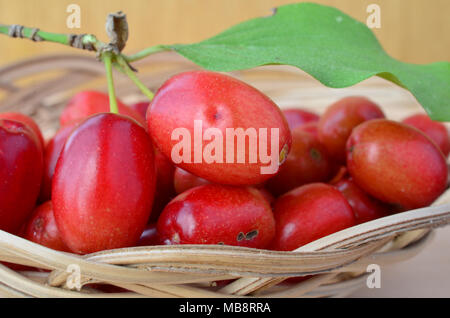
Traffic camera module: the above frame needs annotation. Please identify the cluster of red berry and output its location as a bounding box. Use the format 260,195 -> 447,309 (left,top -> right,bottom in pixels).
0,70 -> 448,259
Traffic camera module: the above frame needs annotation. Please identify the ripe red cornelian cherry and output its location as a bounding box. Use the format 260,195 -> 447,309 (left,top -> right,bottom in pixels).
23,201 -> 70,252
402,113 -> 450,157
258,188 -> 276,207
282,108 -> 319,131
52,113 -> 156,254
130,101 -> 150,119
173,167 -> 276,206
147,71 -> 291,186
60,91 -> 146,128
137,223 -> 162,246
298,121 -> 343,180
0,112 -> 45,152
0,119 -> 43,233
346,119 -> 448,210
39,121 -> 79,202
173,167 -> 211,194
296,121 -> 319,139
334,178 -> 389,224
270,183 -> 355,251
266,128 -> 333,197
149,149 -> 176,222
318,96 -> 385,164
328,165 -> 348,185
157,184 -> 275,248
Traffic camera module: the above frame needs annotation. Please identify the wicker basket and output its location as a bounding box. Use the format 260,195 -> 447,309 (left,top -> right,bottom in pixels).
0,52 -> 449,298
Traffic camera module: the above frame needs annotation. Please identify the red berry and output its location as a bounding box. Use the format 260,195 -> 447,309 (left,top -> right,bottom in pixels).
39,122 -> 79,202
258,188 -> 276,207
149,149 -> 176,222
130,101 -> 150,119
137,223 -> 162,246
148,71 -> 291,186
52,113 -> 156,254
266,128 -> 333,196
296,121 -> 319,138
318,96 -> 385,163
270,183 -> 355,251
0,112 -> 45,152
60,91 -> 146,128
334,178 -> 389,224
346,119 -> 448,210
0,119 -> 43,233
23,201 -> 70,252
328,166 -> 349,185
173,167 -> 210,194
157,184 -> 275,248
402,113 -> 450,157
282,108 -> 319,130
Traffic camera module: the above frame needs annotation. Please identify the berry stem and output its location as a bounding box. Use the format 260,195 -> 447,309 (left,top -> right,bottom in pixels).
116,56 -> 155,100
0,15 -> 167,103
103,52 -> 119,114
0,24 -> 99,51
123,45 -> 171,62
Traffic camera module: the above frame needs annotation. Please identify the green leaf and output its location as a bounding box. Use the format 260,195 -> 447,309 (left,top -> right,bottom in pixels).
169,2 -> 450,121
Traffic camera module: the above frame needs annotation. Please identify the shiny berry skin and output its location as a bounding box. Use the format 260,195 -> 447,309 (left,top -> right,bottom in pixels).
137,223 -> 162,246
0,119 -> 43,233
52,113 -> 156,254
130,102 -> 150,119
402,113 -> 450,157
174,167 -> 210,194
318,96 -> 385,163
296,121 -> 319,138
334,178 -> 389,224
60,91 -> 146,128
149,149 -> 176,222
0,112 -> 45,152
173,167 -> 276,206
39,122 -> 78,202
266,128 -> 333,196
23,201 -> 70,252
328,166 -> 348,184
282,108 -> 319,131
347,119 -> 448,210
157,184 -> 275,248
270,183 -> 355,251
173,166 -> 276,206
148,71 -> 291,186
258,188 -> 276,207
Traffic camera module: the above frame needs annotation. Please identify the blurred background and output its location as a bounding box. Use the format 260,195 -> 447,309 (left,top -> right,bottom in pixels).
0,0 -> 449,298
0,0 -> 449,65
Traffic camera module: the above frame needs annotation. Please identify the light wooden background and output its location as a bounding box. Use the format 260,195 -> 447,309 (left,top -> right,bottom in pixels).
0,0 -> 449,65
